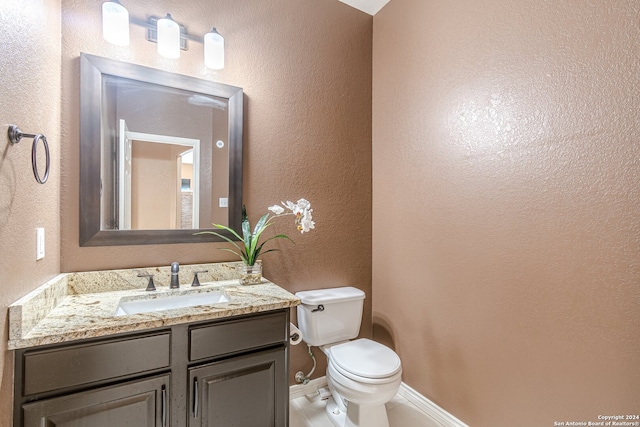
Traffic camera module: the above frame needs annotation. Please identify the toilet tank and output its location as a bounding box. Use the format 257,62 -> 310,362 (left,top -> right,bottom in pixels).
295,287 -> 365,347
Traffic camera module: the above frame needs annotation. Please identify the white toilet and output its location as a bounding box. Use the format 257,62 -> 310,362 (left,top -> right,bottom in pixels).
296,287 -> 402,427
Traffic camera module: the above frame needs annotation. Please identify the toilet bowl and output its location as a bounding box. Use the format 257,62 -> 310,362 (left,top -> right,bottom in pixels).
324,339 -> 402,427
295,287 -> 403,427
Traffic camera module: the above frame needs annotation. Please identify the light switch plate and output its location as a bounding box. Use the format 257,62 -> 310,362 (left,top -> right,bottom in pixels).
36,228 -> 45,260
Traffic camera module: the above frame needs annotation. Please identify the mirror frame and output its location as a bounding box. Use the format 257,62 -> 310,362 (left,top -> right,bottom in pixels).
79,53 -> 243,246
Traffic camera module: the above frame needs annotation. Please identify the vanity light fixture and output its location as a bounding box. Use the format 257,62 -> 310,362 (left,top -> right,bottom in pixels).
101,1 -> 225,69
156,13 -> 180,59
102,0 -> 129,46
204,28 -> 225,70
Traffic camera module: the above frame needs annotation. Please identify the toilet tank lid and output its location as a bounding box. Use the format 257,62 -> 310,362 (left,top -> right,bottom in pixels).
295,286 -> 365,305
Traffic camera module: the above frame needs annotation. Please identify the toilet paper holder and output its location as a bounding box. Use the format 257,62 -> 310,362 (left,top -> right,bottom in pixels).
289,322 -> 303,345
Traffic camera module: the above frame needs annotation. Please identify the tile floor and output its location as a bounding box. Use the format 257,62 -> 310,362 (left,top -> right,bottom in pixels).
290,390 -> 442,427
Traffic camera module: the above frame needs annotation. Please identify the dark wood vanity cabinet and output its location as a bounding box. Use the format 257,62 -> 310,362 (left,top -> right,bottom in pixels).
14,310 -> 290,427
22,374 -> 169,427
189,347 -> 286,427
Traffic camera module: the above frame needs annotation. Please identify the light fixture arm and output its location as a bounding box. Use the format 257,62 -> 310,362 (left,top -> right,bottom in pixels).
128,16 -> 206,51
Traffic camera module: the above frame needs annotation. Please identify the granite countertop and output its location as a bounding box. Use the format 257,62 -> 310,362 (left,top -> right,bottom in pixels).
8,262 -> 300,350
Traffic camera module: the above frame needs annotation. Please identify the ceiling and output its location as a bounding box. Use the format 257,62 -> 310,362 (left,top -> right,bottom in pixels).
339,0 -> 390,15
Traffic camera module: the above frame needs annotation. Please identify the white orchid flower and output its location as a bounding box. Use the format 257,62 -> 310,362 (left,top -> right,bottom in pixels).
296,199 -> 311,211
295,208 -> 314,233
299,213 -> 315,233
268,205 -> 285,215
284,200 -> 304,217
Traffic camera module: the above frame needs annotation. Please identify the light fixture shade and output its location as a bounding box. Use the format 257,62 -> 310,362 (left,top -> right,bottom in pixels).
102,1 -> 129,46
204,28 -> 224,70
157,13 -> 180,59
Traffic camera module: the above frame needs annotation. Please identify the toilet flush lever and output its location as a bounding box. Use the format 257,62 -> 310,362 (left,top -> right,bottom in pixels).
312,305 -> 324,313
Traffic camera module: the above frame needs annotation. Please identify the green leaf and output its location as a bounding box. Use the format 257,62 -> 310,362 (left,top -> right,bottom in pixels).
211,223 -> 244,241
253,234 -> 294,261
217,247 -> 248,264
242,219 -> 251,252
258,249 -> 281,257
253,213 -> 270,236
194,228 -> 246,262
245,213 -> 271,263
239,207 -> 252,253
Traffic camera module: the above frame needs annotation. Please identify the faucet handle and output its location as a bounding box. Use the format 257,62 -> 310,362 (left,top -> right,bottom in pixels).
137,273 -> 156,291
191,270 -> 208,287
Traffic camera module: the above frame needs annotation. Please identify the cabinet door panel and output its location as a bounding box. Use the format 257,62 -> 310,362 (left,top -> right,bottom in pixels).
189,347 -> 286,427
23,374 -> 169,427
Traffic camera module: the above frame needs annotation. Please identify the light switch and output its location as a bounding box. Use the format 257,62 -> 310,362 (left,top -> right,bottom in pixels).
36,228 -> 45,260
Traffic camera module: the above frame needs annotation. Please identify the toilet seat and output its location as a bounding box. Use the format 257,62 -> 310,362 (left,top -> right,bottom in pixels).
330,338 -> 401,382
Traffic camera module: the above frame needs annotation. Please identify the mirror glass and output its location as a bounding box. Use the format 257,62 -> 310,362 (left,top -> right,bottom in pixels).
102,76 -> 229,231
80,53 -> 243,246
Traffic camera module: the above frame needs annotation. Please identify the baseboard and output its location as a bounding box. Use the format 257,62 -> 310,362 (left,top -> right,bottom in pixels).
398,382 -> 469,427
289,377 -> 468,427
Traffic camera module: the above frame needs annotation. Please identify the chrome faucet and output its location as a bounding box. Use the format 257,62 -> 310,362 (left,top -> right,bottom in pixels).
170,262 -> 180,289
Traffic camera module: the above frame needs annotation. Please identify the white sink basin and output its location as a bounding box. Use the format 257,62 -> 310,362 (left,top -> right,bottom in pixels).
114,290 -> 230,316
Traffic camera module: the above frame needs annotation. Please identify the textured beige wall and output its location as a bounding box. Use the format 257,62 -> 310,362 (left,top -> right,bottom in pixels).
60,0 -> 372,384
130,141 -> 178,229
0,1 -> 62,424
0,0 -> 370,421
372,0 -> 640,426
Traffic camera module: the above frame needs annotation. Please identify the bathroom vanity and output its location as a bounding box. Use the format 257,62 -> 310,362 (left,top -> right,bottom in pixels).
8,262 -> 299,427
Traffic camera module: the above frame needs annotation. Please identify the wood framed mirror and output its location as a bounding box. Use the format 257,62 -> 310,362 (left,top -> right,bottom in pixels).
79,53 -> 243,246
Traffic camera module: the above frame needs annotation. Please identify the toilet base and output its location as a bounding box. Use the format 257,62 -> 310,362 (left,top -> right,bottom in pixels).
325,397 -> 346,427
324,395 -> 390,427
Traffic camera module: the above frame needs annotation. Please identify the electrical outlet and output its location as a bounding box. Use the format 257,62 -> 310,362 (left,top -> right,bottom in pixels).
219,197 -> 228,208
36,228 -> 45,260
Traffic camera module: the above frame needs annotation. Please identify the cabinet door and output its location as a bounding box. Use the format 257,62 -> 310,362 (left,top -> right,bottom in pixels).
22,374 -> 170,427
189,346 -> 287,427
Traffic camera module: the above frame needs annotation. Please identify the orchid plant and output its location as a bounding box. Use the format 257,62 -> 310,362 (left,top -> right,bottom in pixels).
198,199 -> 315,266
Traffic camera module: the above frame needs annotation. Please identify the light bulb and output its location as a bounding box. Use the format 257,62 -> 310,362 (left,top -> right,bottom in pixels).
157,14 -> 180,59
204,27 -> 224,70
102,0 -> 129,46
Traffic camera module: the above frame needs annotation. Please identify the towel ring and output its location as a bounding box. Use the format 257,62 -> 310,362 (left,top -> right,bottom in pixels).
8,125 -> 50,184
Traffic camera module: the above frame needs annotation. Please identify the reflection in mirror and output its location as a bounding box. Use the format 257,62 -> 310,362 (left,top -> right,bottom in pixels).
80,53 -> 243,246
116,121 -> 203,230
